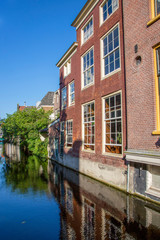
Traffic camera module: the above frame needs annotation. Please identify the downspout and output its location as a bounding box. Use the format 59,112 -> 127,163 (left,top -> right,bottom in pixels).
121,0 -> 129,192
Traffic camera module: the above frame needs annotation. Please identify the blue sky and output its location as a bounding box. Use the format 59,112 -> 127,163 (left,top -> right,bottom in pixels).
0,0 -> 87,119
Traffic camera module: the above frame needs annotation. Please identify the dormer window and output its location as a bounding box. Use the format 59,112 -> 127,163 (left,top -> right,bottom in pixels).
82,17 -> 93,45
64,59 -> 71,77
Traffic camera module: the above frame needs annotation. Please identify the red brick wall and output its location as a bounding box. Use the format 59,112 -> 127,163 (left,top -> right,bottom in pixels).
60,0 -> 126,167
123,0 -> 160,151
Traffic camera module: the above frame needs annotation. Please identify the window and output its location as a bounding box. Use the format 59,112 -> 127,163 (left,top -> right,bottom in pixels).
64,59 -> 71,77
61,87 -> 67,109
83,198 -> 95,240
155,0 -> 160,16
60,121 -> 65,157
69,81 -> 75,106
82,48 -> 94,88
66,188 -> 73,215
83,102 -> 95,151
82,17 -> 93,44
102,25 -> 120,78
153,46 -> 160,133
146,166 -> 160,196
66,120 -> 73,147
103,92 -> 122,154
100,0 -> 118,24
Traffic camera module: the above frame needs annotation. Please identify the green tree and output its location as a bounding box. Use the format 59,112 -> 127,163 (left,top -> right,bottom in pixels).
2,108 -> 51,156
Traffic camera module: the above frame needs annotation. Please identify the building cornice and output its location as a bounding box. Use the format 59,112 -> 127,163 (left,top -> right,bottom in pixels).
71,0 -> 99,29
56,42 -> 78,68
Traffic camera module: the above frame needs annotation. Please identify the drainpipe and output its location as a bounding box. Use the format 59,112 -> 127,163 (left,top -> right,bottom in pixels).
122,0 -> 129,193
127,161 -> 130,193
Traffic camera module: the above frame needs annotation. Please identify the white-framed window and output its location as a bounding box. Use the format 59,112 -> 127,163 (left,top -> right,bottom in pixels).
69,81 -> 75,106
82,16 -> 93,44
61,87 -> 67,109
101,24 -> 120,78
103,92 -> 122,154
64,59 -> 71,78
82,47 -> 94,89
83,101 -> 95,151
100,0 -> 119,25
66,120 -> 73,147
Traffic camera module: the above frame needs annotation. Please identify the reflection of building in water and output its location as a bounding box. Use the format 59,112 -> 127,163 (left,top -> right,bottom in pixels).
48,160 -> 160,240
82,197 -> 95,240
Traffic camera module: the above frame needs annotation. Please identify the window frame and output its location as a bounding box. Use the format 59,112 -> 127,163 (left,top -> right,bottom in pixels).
81,46 -> 94,90
102,90 -> 123,157
153,44 -> 160,134
101,23 -> 121,80
64,59 -> 71,78
61,86 -> 67,109
99,0 -> 119,26
82,100 -> 95,152
68,80 -> 75,106
66,120 -> 73,147
81,16 -> 94,45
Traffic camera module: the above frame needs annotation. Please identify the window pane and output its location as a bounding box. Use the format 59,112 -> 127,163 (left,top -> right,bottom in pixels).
104,93 -> 122,154
103,26 -> 120,76
83,48 -> 94,87
157,47 -> 160,76
83,102 -> 95,151
155,0 -> 160,15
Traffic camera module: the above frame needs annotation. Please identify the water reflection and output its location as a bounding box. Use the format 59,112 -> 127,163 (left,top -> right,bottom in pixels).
1,144 -> 160,240
48,160 -> 160,240
4,155 -> 48,194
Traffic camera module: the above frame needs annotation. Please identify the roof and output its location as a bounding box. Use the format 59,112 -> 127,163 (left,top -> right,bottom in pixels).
40,92 -> 54,106
71,0 -> 99,29
56,42 -> 78,68
18,106 -> 35,111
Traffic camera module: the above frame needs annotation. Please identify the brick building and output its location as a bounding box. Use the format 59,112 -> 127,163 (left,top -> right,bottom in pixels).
123,1 -> 160,201
56,0 -> 127,191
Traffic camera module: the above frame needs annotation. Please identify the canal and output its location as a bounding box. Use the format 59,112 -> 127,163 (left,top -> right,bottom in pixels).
0,143 -> 160,240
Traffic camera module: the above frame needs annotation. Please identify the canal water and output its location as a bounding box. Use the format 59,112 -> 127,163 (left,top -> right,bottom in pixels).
0,144 -> 160,240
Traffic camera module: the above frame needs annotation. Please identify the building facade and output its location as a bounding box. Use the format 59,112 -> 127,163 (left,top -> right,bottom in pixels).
123,0 -> 160,201
56,0 -> 127,191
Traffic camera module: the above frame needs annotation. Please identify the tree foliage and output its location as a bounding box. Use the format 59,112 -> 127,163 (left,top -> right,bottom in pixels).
2,108 -> 51,156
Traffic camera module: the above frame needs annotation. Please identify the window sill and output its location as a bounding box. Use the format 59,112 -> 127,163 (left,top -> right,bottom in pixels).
152,130 -> 160,135
82,149 -> 95,154
101,68 -> 121,81
102,152 -> 123,158
147,14 -> 160,27
81,82 -> 94,91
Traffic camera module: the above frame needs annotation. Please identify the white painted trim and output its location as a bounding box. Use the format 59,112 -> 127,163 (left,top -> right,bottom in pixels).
81,15 -> 94,46
100,23 -> 121,80
61,86 -> 67,109
74,0 -> 100,30
60,49 -> 77,70
126,154 -> 160,166
68,80 -> 75,107
66,119 -> 73,147
56,42 -> 78,69
102,90 -> 123,156
82,100 -> 95,152
81,45 -> 95,90
99,0 -> 119,27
